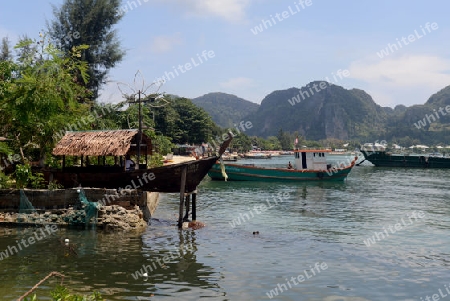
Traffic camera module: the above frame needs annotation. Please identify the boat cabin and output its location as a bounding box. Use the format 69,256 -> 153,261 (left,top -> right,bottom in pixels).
52,129 -> 152,171
294,149 -> 330,170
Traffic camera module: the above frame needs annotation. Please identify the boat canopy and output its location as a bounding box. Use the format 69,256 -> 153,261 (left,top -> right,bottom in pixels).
52,129 -> 152,157
294,149 -> 329,170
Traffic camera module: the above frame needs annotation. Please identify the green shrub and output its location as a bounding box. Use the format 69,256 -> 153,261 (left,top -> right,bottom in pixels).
23,285 -> 104,300
48,180 -> 64,190
149,153 -> 164,168
0,171 -> 10,189
15,164 -> 46,189
15,164 -> 31,188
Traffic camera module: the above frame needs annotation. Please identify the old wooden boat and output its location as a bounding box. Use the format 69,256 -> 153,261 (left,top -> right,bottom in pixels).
43,130 -> 231,193
209,149 -> 358,181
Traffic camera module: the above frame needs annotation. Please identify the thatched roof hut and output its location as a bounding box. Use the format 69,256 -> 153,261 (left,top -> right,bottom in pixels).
52,130 -> 152,157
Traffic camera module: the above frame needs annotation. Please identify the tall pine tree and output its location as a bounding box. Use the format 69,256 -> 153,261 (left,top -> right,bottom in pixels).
0,37 -> 12,61
48,0 -> 125,100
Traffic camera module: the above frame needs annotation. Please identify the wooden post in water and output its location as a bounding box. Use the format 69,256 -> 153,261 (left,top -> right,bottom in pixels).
192,189 -> 197,221
183,194 -> 191,221
178,165 -> 187,228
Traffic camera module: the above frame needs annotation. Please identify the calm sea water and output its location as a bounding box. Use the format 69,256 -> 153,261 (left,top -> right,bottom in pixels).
0,155 -> 449,300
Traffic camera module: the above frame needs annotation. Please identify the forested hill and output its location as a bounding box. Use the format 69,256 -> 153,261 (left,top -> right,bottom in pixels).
382,85 -> 450,145
243,82 -> 389,141
192,92 -> 259,128
191,83 -> 450,144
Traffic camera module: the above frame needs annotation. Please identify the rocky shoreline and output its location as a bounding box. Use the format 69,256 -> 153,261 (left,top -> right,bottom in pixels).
0,205 -> 148,231
0,188 -> 159,231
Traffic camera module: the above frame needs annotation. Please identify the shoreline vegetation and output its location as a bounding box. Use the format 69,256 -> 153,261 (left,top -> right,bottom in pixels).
18,271 -> 104,301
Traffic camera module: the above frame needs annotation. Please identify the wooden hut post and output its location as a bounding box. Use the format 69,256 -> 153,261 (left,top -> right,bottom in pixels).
145,145 -> 148,167
62,156 -> 66,171
177,165 -> 187,228
192,189 -> 197,221
81,155 -> 84,167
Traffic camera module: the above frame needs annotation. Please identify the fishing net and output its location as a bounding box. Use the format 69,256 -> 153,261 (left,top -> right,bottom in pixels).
78,189 -> 101,227
19,189 -> 36,214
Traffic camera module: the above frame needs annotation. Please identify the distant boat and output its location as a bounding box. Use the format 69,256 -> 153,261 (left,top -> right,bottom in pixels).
360,149 -> 450,168
222,154 -> 239,161
244,152 -> 272,159
278,151 -> 294,155
209,149 -> 357,181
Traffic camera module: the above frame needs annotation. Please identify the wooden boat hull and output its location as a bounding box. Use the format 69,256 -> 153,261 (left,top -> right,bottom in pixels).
43,156 -> 218,193
208,162 -> 355,182
360,150 -> 450,168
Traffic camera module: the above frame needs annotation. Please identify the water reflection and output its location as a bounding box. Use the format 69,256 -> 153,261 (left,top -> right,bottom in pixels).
141,221 -> 224,298
1,161 -> 450,300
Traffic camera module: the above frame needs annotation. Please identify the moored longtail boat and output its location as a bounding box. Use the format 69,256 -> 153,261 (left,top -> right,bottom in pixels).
43,130 -> 232,193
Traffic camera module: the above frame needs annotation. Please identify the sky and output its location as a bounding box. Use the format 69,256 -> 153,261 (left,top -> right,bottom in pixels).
1,0 -> 450,108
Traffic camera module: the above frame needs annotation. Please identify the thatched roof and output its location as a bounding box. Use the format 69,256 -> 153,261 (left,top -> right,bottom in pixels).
52,130 -> 151,156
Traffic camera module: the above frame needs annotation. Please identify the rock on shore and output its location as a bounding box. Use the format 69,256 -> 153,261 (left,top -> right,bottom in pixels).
0,205 -> 148,231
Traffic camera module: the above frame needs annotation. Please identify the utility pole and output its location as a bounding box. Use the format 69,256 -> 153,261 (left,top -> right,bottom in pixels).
129,91 -> 155,169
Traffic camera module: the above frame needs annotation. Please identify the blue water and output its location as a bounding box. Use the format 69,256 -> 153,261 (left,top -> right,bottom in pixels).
0,155 -> 449,300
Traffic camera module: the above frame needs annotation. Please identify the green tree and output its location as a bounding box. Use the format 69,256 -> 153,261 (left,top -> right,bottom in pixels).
0,37 -> 12,61
153,97 -> 215,145
0,60 -> 16,135
267,136 -> 282,150
1,36 -> 91,165
48,0 -> 125,99
230,133 -> 252,153
277,128 -> 292,150
174,98 -> 214,144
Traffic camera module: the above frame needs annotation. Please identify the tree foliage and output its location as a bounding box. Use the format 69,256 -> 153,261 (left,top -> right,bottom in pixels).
229,133 -> 252,152
277,128 -> 293,150
0,35 -> 91,165
0,37 -> 12,61
152,96 -> 216,145
48,0 -> 125,99
23,284 -> 103,301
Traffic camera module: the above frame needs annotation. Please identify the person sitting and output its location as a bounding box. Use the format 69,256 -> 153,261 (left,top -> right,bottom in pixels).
125,155 -> 135,171
287,161 -> 293,169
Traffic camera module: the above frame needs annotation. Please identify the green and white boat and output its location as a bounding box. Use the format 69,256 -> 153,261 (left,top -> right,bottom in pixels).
208,149 -> 358,181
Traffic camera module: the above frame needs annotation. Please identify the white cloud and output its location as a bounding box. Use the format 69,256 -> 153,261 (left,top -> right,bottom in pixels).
349,55 -> 450,88
155,0 -> 250,23
150,33 -> 183,54
348,55 -> 450,106
220,77 -> 255,89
